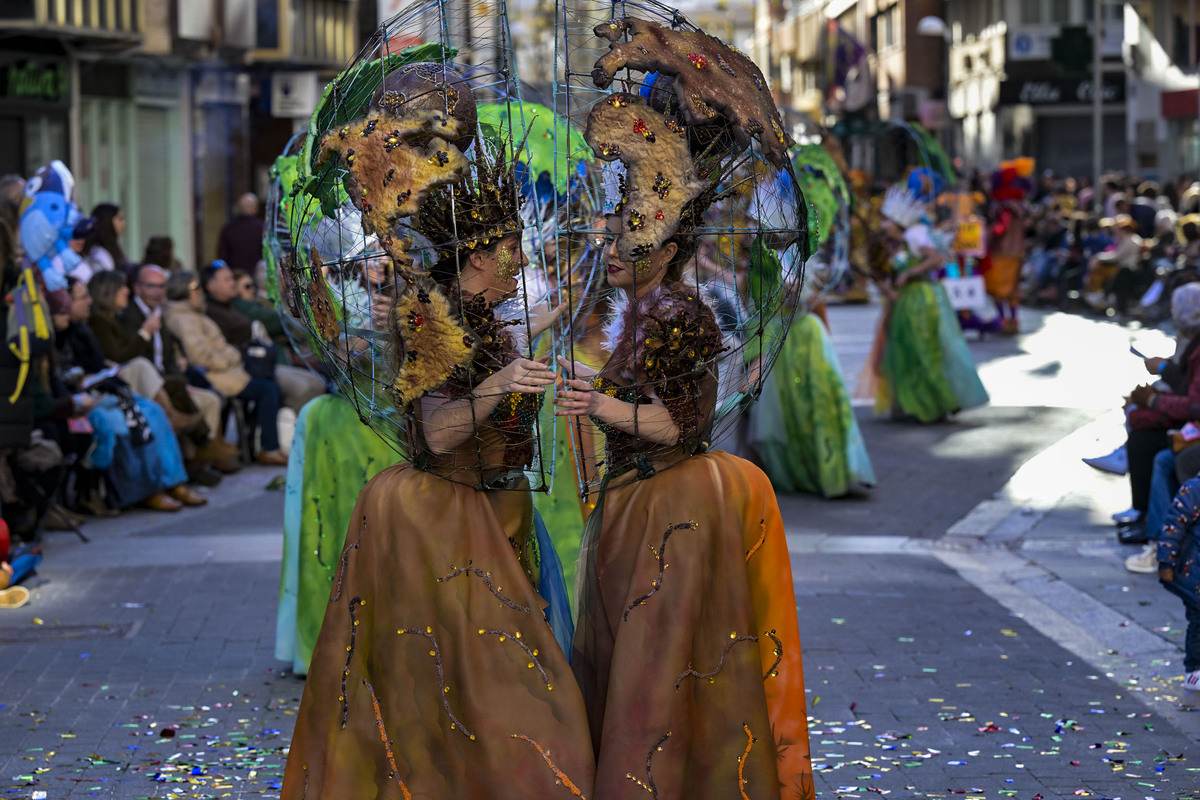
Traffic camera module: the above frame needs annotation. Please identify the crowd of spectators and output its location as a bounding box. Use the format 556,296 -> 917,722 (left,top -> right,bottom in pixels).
1005,171 -> 1200,322
0,181 -> 329,587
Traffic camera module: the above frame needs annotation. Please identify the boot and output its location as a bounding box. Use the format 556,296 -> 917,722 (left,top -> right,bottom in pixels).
154,389 -> 204,433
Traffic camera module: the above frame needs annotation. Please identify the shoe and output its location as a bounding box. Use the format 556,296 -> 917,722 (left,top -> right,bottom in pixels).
211,457 -> 242,474
167,485 -> 208,507
185,462 -> 222,487
1085,446 -> 1129,476
1117,522 -> 1149,545
256,450 -> 288,466
78,493 -> 119,518
1124,544 -> 1158,574
0,586 -> 30,609
1111,506 -> 1141,524
1185,671 -> 1200,691
142,492 -> 183,512
196,438 -> 239,462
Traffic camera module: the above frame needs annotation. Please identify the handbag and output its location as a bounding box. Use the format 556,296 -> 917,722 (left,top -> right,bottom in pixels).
242,320 -> 276,380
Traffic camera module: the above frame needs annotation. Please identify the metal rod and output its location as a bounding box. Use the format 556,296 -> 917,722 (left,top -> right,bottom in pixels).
1092,0 -> 1102,213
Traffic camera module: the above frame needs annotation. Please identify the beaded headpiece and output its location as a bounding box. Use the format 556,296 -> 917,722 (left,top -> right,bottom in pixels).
414,138 -> 527,265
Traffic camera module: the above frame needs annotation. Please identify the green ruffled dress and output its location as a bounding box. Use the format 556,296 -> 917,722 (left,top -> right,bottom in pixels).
754,312 -> 875,497
276,393 -> 402,675
879,278 -> 989,422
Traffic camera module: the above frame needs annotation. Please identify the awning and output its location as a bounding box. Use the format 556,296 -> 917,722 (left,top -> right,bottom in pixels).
1163,88 -> 1200,118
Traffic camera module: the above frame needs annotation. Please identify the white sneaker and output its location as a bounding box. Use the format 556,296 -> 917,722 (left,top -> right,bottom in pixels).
1124,544 -> 1157,574
1084,445 -> 1128,476
1185,671 -> 1200,691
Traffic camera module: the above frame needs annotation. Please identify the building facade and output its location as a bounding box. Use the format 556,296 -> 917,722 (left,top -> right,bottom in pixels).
0,0 -> 362,269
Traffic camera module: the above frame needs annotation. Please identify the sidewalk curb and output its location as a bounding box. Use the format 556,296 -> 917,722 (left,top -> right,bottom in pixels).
930,410 -> 1200,742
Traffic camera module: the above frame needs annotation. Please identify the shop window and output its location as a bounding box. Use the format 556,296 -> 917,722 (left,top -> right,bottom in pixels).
1049,0 -> 1070,23
257,0 -> 282,50
1084,2 -> 1123,22
873,5 -> 897,51
1019,0 -> 1042,25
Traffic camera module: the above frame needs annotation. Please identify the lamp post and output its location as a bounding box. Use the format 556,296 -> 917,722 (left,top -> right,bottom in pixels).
917,15 -> 953,161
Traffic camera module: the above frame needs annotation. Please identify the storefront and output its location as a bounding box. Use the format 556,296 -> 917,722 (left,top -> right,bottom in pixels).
74,61 -> 191,268
997,74 -> 1127,177
0,53 -> 70,177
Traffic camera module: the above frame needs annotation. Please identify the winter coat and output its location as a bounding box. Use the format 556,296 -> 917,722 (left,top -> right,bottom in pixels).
1146,336 -> 1200,424
1158,477 -> 1200,609
163,299 -> 250,398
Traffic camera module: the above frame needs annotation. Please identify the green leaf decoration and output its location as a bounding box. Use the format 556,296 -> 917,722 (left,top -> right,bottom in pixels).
791,143 -> 848,254
476,102 -> 593,195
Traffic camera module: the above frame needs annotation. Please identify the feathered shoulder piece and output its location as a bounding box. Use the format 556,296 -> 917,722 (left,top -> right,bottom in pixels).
604,282 -> 723,384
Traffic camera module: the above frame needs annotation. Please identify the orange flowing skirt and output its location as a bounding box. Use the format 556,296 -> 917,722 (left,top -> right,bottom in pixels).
281,464 -> 595,800
573,451 -> 813,800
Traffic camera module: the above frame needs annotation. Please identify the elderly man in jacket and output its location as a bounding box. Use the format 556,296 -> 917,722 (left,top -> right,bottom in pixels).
162,271 -> 288,466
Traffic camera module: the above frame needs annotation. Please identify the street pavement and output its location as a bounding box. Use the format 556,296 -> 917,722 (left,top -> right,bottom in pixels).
3,302 -> 1200,799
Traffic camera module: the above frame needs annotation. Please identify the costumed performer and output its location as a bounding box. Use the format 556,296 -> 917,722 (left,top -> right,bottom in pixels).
868,172 -> 989,422
981,158 -> 1033,335
751,137 -> 875,497
279,62 -> 594,799
275,238 -> 405,675
555,17 -> 812,799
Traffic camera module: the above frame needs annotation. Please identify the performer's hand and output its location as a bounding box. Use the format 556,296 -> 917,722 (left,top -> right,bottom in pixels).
495,356 -> 555,394
556,355 -> 597,380
1145,357 -> 1166,375
1159,566 -> 1174,584
554,375 -> 600,417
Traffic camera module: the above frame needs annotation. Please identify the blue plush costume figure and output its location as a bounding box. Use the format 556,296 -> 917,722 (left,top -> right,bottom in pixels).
19,160 -> 82,295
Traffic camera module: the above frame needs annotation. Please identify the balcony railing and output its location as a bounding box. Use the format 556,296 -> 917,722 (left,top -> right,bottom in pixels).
0,0 -> 143,42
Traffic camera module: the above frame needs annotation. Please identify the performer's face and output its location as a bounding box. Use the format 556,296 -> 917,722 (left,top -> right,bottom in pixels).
461,235 -> 528,301
602,215 -> 678,296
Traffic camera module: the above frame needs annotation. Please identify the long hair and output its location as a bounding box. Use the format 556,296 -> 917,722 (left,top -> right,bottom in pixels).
87,270 -> 128,316
143,236 -> 175,270
86,203 -> 127,265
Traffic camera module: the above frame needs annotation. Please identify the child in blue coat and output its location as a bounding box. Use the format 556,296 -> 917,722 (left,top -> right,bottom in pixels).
1157,477 -> 1200,689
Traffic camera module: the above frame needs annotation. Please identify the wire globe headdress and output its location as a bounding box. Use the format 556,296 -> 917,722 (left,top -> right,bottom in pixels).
552,0 -> 810,493
276,0 -> 566,491
791,137 -> 853,303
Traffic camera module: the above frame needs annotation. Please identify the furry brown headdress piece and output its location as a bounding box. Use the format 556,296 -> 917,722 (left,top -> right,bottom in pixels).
591,17 -> 793,168
316,110 -> 469,271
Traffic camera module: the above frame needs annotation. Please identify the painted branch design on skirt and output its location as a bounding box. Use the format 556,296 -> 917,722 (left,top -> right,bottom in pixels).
624,521 -> 698,621
510,734 -> 588,798
674,633 -> 759,689
744,518 -> 767,561
363,679 -> 415,800
438,562 -> 532,613
330,516 -> 367,602
737,723 -> 756,800
340,596 -> 365,729
763,629 -> 784,680
626,731 -> 671,798
478,628 -> 552,689
396,626 -> 476,740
